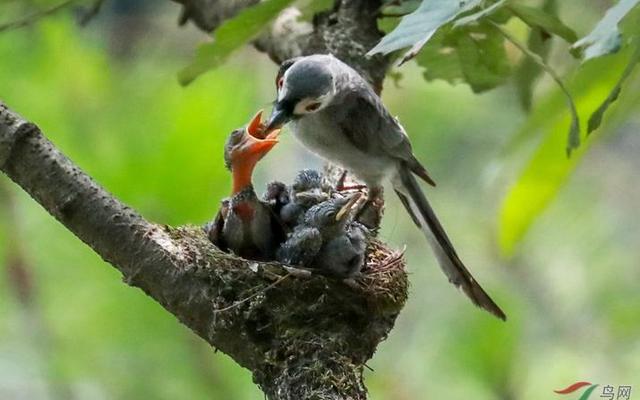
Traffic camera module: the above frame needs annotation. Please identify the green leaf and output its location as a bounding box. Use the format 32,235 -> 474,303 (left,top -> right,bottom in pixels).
178,0 -> 295,86
457,23 -> 511,92
498,52 -> 636,257
453,0 -> 508,28
507,3 -> 577,43
415,29 -> 464,84
513,0 -> 556,111
572,0 -> 640,60
367,0 -> 482,63
588,41 -> 640,133
416,23 -> 511,92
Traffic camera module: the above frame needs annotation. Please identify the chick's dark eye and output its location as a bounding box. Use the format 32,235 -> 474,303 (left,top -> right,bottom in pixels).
306,102 -> 321,112
230,130 -> 243,144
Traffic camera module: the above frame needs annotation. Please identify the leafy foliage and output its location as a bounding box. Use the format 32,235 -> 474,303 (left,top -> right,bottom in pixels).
178,0 -> 295,85
588,42 -> 640,133
368,0 -> 483,63
572,0 -> 640,60
494,23 -> 582,155
456,23 -> 511,92
416,22 -> 510,92
498,51 -> 637,256
506,3 -> 577,44
513,0 -> 556,111
498,2 -> 640,254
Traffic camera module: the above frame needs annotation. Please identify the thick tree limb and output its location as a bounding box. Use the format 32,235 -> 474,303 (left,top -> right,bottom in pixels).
0,102 -> 407,399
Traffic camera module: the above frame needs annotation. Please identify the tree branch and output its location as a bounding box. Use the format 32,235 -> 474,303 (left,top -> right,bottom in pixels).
175,0 -> 390,92
0,102 -> 407,399
0,0 -> 77,33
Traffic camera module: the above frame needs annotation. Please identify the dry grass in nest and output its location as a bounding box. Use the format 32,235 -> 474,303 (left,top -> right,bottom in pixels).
355,239 -> 408,309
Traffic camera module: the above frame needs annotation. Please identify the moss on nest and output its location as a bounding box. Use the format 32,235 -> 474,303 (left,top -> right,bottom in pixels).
166,225 -> 407,400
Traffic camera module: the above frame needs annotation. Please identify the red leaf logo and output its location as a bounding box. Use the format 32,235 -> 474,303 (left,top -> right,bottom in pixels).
555,382 -> 593,394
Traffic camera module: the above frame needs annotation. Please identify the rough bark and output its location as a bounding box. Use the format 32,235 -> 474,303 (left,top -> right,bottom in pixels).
175,0 -> 391,92
0,102 -> 407,399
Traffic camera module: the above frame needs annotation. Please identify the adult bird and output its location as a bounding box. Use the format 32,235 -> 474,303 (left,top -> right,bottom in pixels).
265,54 -> 506,320
208,112 -> 284,261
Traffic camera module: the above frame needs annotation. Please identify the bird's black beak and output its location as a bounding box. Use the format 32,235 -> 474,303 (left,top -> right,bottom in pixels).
265,103 -> 292,133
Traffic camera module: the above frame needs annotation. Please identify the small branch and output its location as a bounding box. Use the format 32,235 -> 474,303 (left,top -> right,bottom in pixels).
0,0 -> 77,33
77,0 -> 106,26
492,21 -> 581,155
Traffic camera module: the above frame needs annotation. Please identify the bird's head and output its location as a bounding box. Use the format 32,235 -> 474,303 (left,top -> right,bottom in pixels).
224,110 -> 280,171
225,111 -> 281,194
265,55 -> 337,132
305,193 -> 362,229
292,169 -> 329,205
263,181 -> 290,207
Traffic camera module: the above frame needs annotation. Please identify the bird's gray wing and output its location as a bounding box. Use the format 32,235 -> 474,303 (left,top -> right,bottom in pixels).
206,199 -> 229,251
334,87 -> 435,186
276,227 -> 322,267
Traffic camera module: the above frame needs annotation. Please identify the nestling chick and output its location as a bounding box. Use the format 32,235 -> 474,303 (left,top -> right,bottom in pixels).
280,169 -> 331,229
207,111 -> 284,261
275,226 -> 322,267
262,181 -> 290,215
277,193 -> 367,278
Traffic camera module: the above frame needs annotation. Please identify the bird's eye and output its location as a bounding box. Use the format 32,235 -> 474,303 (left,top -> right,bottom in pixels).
276,77 -> 284,89
230,129 -> 243,144
305,102 -> 321,112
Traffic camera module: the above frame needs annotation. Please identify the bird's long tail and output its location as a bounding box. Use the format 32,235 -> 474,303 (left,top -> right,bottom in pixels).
394,164 -> 506,321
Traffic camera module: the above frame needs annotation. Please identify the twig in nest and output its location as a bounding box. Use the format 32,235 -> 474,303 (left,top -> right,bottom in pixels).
0,0 -> 77,33
214,272 -> 291,313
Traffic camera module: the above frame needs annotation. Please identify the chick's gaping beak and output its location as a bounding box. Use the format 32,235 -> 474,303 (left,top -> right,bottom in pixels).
335,192 -> 363,222
242,132 -> 279,158
265,102 -> 292,133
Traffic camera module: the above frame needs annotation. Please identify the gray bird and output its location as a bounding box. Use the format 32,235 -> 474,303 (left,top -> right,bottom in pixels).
280,169 -> 331,228
317,221 -> 368,278
265,54 -> 506,320
276,226 -> 322,267
277,194 -> 366,278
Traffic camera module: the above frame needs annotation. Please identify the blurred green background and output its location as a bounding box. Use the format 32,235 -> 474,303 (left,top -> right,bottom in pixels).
1,1 -> 639,399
